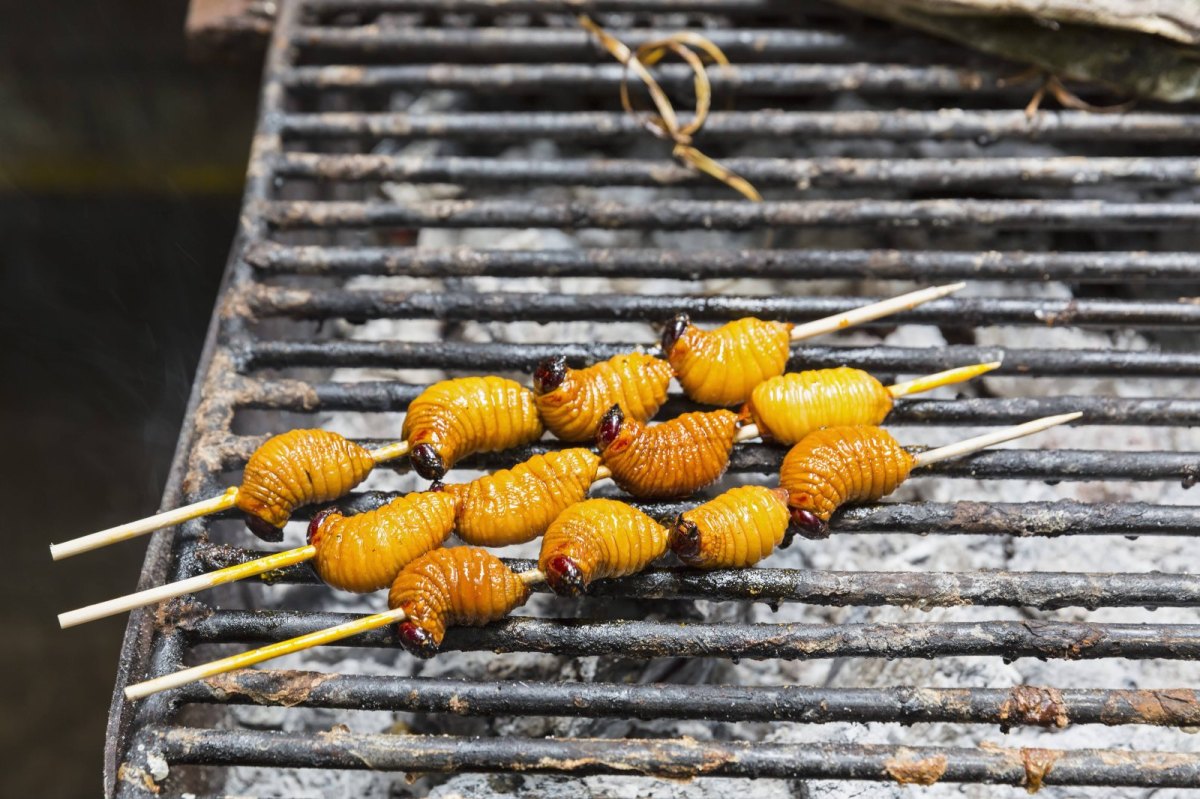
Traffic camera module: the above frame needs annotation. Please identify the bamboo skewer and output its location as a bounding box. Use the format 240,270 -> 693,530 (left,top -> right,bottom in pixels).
57,545 -> 318,629
787,282 -> 964,343
123,568 -> 546,701
887,361 -> 1001,399
912,412 -> 1082,469
122,412 -> 1079,702
49,442 -> 412,562
58,363 -> 997,627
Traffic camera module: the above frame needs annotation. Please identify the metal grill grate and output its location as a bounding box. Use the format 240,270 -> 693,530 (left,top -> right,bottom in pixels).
108,0 -> 1200,794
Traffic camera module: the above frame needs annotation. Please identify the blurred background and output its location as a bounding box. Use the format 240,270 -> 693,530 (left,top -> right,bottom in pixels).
0,1 -> 259,794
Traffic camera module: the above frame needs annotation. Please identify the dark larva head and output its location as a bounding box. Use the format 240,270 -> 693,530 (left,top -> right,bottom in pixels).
544,554 -> 587,597
245,513 -> 285,543
789,508 -> 830,540
596,404 -> 625,450
397,621 -> 439,658
661,313 -> 691,354
670,516 -> 702,561
410,443 -> 446,481
307,506 -> 342,548
532,356 -> 568,395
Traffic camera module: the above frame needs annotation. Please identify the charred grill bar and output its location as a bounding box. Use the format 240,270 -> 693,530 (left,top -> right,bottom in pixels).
109,0 -> 1200,794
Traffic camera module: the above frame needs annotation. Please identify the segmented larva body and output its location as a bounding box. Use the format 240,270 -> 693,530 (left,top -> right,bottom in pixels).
539,499 -> 669,596
235,429 -> 376,539
444,448 -> 601,547
671,486 -> 792,569
533,353 -> 673,443
779,425 -> 915,536
402,376 -> 544,480
388,547 -> 530,657
745,367 -> 894,445
597,406 -> 739,499
663,315 -> 793,407
307,490 -> 458,594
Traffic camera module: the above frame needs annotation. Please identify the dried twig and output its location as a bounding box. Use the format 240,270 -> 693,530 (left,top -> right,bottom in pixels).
580,16 -> 762,202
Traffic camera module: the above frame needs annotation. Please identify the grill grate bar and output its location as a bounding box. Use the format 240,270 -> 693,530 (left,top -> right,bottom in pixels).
197,500 -> 1200,539
278,110 -> 1200,142
273,153 -> 1200,189
291,26 -> 967,62
246,244 -> 1200,283
204,436 -> 1199,483
192,549 -> 1200,610
246,287 -> 1200,329
304,0 -> 791,12
261,198 -> 1200,231
280,63 -> 1004,94
178,672 -> 1200,728
139,727 -> 1200,788
244,341 -> 1200,377
193,612 -> 1200,662
240,382 -> 1200,427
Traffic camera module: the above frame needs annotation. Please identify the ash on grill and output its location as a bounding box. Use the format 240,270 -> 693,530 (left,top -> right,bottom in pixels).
107,1 -> 1200,797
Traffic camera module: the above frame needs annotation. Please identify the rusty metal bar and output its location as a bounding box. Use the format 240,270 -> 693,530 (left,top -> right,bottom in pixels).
245,244 -> 1200,283
239,382 -> 1200,427
304,0 -> 793,12
243,341 -> 1200,378
279,110 -> 1200,142
191,612 -> 1200,661
193,546 -> 1200,609
274,154 -> 1200,189
244,286 -> 1200,329
178,672 -> 1200,729
204,499 -> 1200,538
280,63 -> 1003,95
140,726 -> 1200,787
261,198 -> 1200,231
292,27 -> 966,62
205,433 -> 1197,483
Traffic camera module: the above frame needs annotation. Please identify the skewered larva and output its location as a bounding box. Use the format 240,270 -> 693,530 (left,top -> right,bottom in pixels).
532,353 -> 673,442
388,547 -> 531,657
539,498 -> 669,596
745,366 -> 893,445
307,490 -> 458,593
671,485 -> 792,569
402,376 -> 545,480
661,314 -> 792,407
441,448 -> 600,547
596,404 -> 739,499
779,425 -> 915,538
235,429 -> 377,541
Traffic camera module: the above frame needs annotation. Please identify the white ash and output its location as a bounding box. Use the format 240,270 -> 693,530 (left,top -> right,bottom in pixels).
223,111 -> 1200,797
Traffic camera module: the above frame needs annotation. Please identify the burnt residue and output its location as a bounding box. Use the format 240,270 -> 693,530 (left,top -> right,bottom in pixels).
999,686 -> 1069,732
1020,748 -> 1062,794
203,670 -> 339,709
1101,689 -> 1200,727
885,751 -> 948,785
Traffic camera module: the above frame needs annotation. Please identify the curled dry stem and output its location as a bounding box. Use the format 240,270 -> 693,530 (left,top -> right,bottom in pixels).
579,15 -> 762,202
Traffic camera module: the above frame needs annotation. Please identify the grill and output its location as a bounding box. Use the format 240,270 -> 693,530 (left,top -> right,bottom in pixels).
108,1 -> 1200,795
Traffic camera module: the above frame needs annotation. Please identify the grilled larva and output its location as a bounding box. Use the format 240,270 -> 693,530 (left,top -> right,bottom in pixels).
532,353 -> 673,442
662,314 -> 792,407
388,547 -> 530,657
539,499 -> 669,596
744,366 -> 894,445
402,376 -> 544,480
596,404 -> 739,499
235,429 -> 377,542
779,425 -> 915,538
306,490 -> 458,593
441,448 -> 600,547
671,485 -> 792,569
